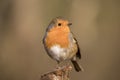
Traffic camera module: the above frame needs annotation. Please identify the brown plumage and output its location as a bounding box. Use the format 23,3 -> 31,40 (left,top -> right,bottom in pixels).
43,17 -> 83,72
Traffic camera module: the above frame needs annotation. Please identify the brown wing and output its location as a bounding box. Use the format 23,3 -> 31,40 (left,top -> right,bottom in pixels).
74,37 -> 81,59
69,32 -> 81,59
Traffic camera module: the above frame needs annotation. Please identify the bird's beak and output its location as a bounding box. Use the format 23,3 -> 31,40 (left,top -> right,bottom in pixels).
68,23 -> 72,26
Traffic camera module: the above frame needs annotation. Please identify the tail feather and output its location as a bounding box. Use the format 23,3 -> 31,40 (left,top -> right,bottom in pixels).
71,60 -> 83,72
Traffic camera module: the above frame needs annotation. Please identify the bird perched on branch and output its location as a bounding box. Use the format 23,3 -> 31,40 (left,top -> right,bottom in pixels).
43,17 -> 83,72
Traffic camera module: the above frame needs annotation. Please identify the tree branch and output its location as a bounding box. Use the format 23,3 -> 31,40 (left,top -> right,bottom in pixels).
40,65 -> 72,80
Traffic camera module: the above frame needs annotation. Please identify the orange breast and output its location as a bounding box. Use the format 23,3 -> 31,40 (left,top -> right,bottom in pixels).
45,26 -> 70,48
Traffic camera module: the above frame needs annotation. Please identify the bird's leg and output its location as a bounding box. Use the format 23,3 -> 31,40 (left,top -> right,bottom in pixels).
66,60 -> 70,67
67,62 -> 70,66
56,61 -> 61,69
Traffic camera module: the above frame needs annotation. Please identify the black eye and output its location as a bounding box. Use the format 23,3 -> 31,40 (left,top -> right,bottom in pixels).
58,23 -> 61,26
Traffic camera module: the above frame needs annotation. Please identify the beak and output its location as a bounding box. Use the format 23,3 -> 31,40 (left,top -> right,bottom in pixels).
68,23 -> 72,26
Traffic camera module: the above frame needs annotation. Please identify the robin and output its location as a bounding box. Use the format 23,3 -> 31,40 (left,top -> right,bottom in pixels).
43,17 -> 83,72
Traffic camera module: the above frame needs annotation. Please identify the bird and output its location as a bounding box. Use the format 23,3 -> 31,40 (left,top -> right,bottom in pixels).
43,17 -> 83,72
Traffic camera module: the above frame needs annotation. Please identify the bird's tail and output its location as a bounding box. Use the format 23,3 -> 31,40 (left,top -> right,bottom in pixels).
71,60 -> 84,72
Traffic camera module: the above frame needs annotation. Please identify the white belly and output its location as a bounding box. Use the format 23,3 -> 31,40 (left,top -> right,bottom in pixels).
49,45 -> 68,61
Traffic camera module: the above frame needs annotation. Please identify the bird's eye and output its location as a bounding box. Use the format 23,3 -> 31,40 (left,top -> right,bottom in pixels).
58,23 -> 61,26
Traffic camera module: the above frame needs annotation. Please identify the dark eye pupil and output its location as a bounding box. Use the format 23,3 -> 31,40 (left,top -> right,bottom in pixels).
58,23 -> 61,26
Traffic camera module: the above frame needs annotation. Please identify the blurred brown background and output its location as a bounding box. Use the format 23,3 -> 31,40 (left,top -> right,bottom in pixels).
0,0 -> 120,80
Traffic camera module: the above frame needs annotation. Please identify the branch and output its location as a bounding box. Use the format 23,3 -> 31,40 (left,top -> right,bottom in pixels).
40,65 -> 72,80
